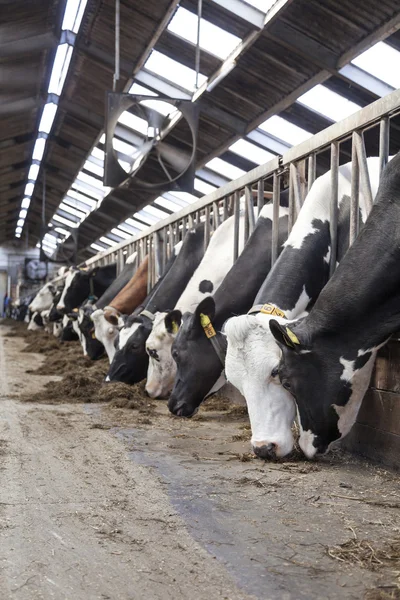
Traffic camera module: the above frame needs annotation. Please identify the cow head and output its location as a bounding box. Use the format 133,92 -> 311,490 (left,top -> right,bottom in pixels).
106,314 -> 152,383
168,297 -> 225,417
91,308 -> 119,363
145,310 -> 181,398
29,282 -> 56,313
269,319 -> 377,458
57,268 -> 91,313
224,314 -> 296,459
60,315 -> 79,342
28,311 -> 44,331
77,305 -> 105,360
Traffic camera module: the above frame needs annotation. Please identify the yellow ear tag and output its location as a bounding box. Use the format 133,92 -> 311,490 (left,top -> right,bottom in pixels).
91,331 -> 96,340
171,321 -> 179,334
73,308 -> 79,313
200,313 -> 216,339
285,327 -> 300,346
260,304 -> 286,318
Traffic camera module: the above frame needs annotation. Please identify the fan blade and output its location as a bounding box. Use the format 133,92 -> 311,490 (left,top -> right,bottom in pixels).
156,142 -> 192,174
140,106 -> 166,134
130,138 -> 155,174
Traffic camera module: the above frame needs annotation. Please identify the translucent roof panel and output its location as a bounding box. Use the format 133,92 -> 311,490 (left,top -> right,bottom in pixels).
62,0 -> 88,33
169,191 -> 198,204
83,160 -> 104,177
205,157 -> 246,180
91,242 -> 107,252
144,50 -> 207,93
297,85 -> 361,122
90,147 -> 105,162
243,0 -> 276,12
118,111 -> 148,135
128,82 -> 158,96
154,196 -> 183,212
351,42 -> 400,90
99,236 -> 118,247
194,178 -> 217,195
168,6 -> 240,60
259,115 -> 312,146
229,139 -> 275,165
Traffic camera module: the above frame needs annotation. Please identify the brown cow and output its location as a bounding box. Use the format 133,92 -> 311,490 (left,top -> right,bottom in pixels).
103,255 -> 149,325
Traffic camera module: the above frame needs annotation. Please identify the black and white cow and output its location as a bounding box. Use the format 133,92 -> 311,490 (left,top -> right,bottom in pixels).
77,252 -> 138,361
167,203 -> 289,417
60,315 -> 79,342
106,224 -> 206,384
29,282 -> 56,314
28,311 -> 44,331
268,153 -> 400,458
57,264 -> 117,314
144,213 -> 246,398
224,158 -> 382,459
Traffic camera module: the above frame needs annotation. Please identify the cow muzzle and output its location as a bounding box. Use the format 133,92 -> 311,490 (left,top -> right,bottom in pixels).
252,442 -> 277,460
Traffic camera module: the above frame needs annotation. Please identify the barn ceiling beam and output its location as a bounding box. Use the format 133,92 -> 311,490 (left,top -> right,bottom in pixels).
61,100 -> 104,129
210,0 -> 265,29
135,70 -> 191,100
0,97 -> 40,117
195,168 -> 230,189
0,31 -> 57,58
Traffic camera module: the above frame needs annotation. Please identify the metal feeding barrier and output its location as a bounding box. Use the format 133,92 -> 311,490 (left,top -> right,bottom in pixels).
81,88 -> 400,291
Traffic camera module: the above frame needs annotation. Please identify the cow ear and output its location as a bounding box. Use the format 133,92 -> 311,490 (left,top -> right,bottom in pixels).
269,319 -> 302,351
165,310 -> 182,334
195,296 -> 215,324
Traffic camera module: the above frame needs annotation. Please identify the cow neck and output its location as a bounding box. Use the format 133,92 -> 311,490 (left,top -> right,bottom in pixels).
88,274 -> 97,302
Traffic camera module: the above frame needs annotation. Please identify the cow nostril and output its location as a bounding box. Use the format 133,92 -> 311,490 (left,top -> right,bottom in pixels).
253,443 -> 277,460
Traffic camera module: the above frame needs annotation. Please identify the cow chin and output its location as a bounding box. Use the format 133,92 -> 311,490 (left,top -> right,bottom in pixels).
168,381 -> 200,418
107,350 -> 149,384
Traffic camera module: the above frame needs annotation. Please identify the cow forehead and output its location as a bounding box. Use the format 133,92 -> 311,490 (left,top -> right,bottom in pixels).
119,322 -> 140,349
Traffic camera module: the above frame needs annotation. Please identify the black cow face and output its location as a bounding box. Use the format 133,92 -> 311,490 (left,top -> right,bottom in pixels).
61,319 -> 79,342
106,316 -> 152,383
168,297 -> 224,417
78,307 -> 105,360
269,319 -> 367,458
61,271 -> 90,313
33,312 -> 44,327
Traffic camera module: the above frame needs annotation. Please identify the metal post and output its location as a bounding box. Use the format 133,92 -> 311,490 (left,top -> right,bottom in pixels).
223,196 -> 229,221
213,201 -> 220,230
288,170 -> 294,234
329,141 -> 339,278
257,179 -> 264,215
168,223 -> 174,256
379,117 -> 390,180
245,185 -> 255,238
308,153 -> 316,193
290,163 -> 302,221
147,237 -> 152,293
353,131 -> 373,215
350,134 -> 360,247
188,213 -> 194,229
204,204 -> 210,251
271,172 -> 280,267
233,190 -> 240,262
113,0 -> 120,92
195,0 -> 202,89
161,227 -> 167,273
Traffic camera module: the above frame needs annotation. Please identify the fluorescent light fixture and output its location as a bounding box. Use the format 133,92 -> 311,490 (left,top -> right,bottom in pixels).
21,197 -> 31,209
17,219 -> 24,227
15,226 -> 23,234
194,178 -> 216,195
205,157 -> 246,180
28,164 -> 40,182
128,83 -> 157,96
15,233 -> 21,239
168,7 -> 240,60
84,160 -> 104,177
53,213 -> 78,227
62,0 -> 88,33
229,139 -> 275,165
48,44 -> 73,95
207,61 -> 236,92
90,242 -> 106,252
259,115 -> 312,146
99,236 -> 117,247
24,182 -> 34,197
19,209 -> 27,219
32,138 -> 47,161
39,102 -> 58,134
351,42 -> 400,90
145,50 -> 207,93
297,85 -> 361,122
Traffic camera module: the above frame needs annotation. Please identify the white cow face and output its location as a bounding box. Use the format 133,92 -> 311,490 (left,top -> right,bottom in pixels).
91,309 -> 119,363
28,312 -> 43,331
145,311 -> 180,398
29,283 -> 55,313
224,314 -> 296,459
53,322 -> 63,338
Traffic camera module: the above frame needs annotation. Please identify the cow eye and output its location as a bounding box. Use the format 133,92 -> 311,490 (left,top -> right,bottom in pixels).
271,366 -> 279,378
282,380 -> 291,390
172,349 -> 179,361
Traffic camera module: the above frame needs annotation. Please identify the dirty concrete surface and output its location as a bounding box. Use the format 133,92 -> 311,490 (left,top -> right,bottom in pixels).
0,323 -> 399,600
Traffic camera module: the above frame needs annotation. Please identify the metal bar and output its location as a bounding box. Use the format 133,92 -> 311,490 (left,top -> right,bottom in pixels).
223,196 -> 229,221
271,172 -> 280,267
288,171 -> 295,234
233,191 -> 241,262
350,134 -> 360,246
290,163 -> 302,220
204,205 -> 210,251
168,223 -> 174,256
213,201 -> 220,230
353,131 -> 374,215
147,237 -> 153,294
161,227 -> 167,273
379,117 -> 390,180
329,141 -> 339,278
181,216 -> 187,240
244,189 -> 249,243
245,185 -> 255,237
113,0 -> 120,92
257,179 -> 264,215
188,213 -> 194,229
308,154 -> 316,193
195,0 -> 202,89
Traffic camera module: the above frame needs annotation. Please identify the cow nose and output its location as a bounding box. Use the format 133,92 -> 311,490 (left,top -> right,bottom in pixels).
253,443 -> 277,459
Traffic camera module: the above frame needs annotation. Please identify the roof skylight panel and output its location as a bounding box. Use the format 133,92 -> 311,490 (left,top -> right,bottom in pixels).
229,139 -> 275,165
168,6 -> 241,60
194,178 -> 217,195
91,147 -> 105,161
52,213 -> 79,228
144,50 -> 207,93
59,202 -> 87,219
243,0 -> 276,12
118,112 -> 148,135
125,217 -> 149,230
351,42 -> 400,90
205,157 -> 246,180
38,103 -> 58,134
297,85 -> 361,122
99,236 -> 118,247
169,191 -> 199,204
83,160 -> 104,178
90,242 -> 107,252
47,44 -> 73,96
137,205 -> 166,221
258,115 -> 312,146
154,196 -> 183,212
128,82 -> 158,96
62,0 -> 88,33
111,227 -> 133,240
67,189 -> 98,208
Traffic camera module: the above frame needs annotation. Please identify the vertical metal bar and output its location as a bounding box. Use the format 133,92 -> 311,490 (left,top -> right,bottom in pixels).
308,153 -> 316,193
233,190 -> 241,262
188,213 -> 194,229
379,117 -> 390,180
223,196 -> 228,221
290,163 -> 302,222
330,141 -> 339,278
204,205 -> 210,251
350,134 -> 360,247
271,172 -> 280,267
147,237 -> 152,294
288,169 -> 295,234
257,179 -> 264,215
245,185 -> 255,237
195,0 -> 202,89
161,227 -> 167,273
244,190 -> 249,243
181,216 -> 187,240
168,223 -> 174,256
196,210 -> 200,224
213,201 -> 220,230
113,0 -> 120,91
353,131 -> 373,215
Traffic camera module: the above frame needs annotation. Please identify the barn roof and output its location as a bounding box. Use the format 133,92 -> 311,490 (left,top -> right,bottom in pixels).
3,0 -> 400,260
